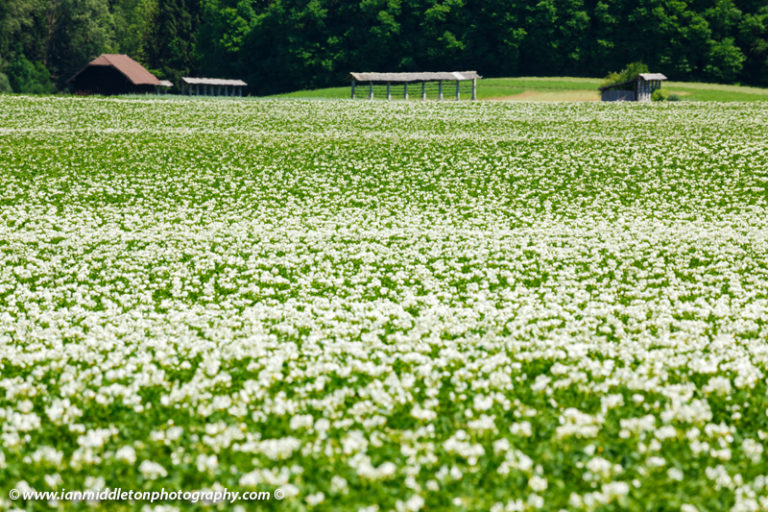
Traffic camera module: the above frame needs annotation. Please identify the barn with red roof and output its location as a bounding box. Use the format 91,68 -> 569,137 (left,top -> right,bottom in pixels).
68,54 -> 171,95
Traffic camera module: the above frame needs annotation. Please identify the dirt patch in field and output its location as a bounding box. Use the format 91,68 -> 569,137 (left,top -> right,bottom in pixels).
490,90 -> 601,102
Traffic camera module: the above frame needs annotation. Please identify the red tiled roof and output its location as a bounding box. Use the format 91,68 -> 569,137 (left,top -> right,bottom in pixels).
71,54 -> 161,85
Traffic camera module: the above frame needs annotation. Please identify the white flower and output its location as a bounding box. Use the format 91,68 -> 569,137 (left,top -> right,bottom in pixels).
667,468 -> 684,481
196,454 -> 218,472
115,446 -> 137,464
289,414 -> 314,430
396,494 -> 424,512
742,438 -> 764,463
139,460 -> 168,480
703,376 -> 732,396
601,481 -> 629,500
306,492 -> 325,506
528,475 -> 548,492
330,476 -> 348,494
44,473 -> 63,488
411,405 -> 437,421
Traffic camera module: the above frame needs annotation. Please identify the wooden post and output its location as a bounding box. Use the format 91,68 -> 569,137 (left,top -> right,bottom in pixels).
455,80 -> 460,100
351,79 -> 356,99
421,82 -> 426,100
386,82 -> 391,100
404,83 -> 408,100
438,81 -> 443,101
368,82 -> 374,100
472,78 -> 477,100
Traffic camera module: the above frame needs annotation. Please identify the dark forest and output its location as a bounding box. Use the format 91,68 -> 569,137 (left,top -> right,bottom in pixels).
1,0 -> 767,95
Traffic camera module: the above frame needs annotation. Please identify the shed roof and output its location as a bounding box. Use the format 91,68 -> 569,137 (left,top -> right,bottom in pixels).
182,77 -> 247,87
157,80 -> 174,88
638,73 -> 668,81
68,54 -> 161,85
350,71 -> 481,83
599,73 -> 668,91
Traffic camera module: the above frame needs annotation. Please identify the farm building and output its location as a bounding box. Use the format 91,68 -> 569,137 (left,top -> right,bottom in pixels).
350,71 -> 481,100
599,73 -> 667,102
68,54 -> 169,95
181,77 -> 247,96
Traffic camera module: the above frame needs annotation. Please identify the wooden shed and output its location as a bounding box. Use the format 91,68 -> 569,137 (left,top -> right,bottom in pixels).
599,73 -> 667,102
181,77 -> 247,96
68,54 -> 166,95
350,71 -> 481,100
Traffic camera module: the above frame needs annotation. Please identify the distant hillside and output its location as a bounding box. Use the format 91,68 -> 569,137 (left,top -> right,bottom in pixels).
272,77 -> 768,102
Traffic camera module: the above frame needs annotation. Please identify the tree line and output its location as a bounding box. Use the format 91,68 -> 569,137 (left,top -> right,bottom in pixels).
1,0 -> 767,95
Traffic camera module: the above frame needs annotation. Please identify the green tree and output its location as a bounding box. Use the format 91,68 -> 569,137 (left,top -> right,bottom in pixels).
601,61 -> 649,88
463,0 -> 526,76
240,0 -> 340,94
110,0 -> 158,63
196,0 -> 258,77
0,0 -> 49,64
737,6 -> 768,83
520,0 -> 590,76
0,70 -> 12,93
705,36 -> 746,80
150,0 -> 201,82
0,0 -> 115,88
419,0 -> 469,68
7,51 -> 54,93
5,0 -> 768,94
50,0 -> 116,85
342,0 -> 403,72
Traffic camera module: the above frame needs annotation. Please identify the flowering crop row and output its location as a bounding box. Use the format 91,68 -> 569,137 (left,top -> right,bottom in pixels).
1,96 -> 767,511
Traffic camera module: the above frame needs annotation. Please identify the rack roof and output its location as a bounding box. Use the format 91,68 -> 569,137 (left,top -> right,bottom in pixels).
350,71 -> 481,83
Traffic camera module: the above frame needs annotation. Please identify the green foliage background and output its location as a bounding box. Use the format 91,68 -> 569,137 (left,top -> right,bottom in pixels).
0,0 -> 768,94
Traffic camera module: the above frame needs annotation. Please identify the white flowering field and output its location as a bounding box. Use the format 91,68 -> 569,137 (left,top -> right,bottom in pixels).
1,96 -> 768,512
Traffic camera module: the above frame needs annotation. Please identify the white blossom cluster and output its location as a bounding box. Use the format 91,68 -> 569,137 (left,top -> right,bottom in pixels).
1,96 -> 767,511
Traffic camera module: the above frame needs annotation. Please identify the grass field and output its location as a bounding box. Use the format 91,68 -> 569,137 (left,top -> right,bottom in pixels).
1,96 -> 768,511
275,76 -> 768,102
